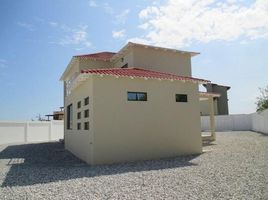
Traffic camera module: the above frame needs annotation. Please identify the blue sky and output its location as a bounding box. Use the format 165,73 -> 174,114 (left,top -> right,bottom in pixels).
0,0 -> 267,120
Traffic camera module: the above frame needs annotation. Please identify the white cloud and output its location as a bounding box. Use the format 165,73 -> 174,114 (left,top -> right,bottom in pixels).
59,25 -> 92,48
112,29 -> 126,39
16,22 -> 35,31
88,0 -> 97,7
0,59 -> 8,69
132,0 -> 268,48
49,21 -> 58,27
115,9 -> 130,24
103,3 -> 114,14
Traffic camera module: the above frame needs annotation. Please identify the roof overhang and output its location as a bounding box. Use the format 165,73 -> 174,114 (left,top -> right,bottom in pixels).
60,57 -> 78,81
110,42 -> 200,62
199,92 -> 221,100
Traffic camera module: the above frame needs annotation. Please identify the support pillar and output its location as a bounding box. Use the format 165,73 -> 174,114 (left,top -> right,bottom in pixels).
209,96 -> 216,141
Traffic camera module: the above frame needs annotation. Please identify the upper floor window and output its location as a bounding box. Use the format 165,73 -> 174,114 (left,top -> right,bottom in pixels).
176,94 -> 188,102
77,112 -> 81,119
67,104 -> 73,130
84,97 -> 89,106
77,101 -> 81,109
121,63 -> 128,68
127,92 -> 147,101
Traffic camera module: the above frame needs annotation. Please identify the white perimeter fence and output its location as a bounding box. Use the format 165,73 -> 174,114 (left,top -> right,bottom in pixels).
201,109 -> 268,134
0,110 -> 267,145
0,120 -> 63,145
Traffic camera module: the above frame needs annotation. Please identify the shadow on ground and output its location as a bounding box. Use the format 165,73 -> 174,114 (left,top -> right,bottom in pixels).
0,142 -> 199,187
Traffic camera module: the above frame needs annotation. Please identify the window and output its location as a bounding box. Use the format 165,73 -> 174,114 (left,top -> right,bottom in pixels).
121,63 -> 128,68
77,123 -> 81,130
84,122 -> 89,130
77,101 -> 81,109
127,92 -> 147,101
84,109 -> 89,118
176,94 -> 188,102
84,97 -> 89,105
67,104 -> 73,130
77,112 -> 81,119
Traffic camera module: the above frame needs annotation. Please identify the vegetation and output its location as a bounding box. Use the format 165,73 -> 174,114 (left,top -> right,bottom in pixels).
256,86 -> 268,112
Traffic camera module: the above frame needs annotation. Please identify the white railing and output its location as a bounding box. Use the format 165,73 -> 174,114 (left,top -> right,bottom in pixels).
201,109 -> 268,134
0,120 -> 63,145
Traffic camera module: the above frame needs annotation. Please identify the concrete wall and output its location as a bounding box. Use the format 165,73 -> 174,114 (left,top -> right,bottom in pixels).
128,46 -> 192,76
113,51 -> 134,68
201,114 -> 251,131
64,76 -> 94,164
201,110 -> 268,134
92,75 -> 202,165
0,121 -> 63,145
79,59 -> 113,70
204,84 -> 229,115
200,98 -> 218,116
251,109 -> 268,134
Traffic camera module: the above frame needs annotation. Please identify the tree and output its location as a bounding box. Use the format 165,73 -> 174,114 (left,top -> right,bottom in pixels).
256,86 -> 268,112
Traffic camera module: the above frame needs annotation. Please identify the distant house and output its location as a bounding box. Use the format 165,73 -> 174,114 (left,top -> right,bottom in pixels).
200,83 -> 230,116
45,107 -> 64,121
60,42 -> 218,165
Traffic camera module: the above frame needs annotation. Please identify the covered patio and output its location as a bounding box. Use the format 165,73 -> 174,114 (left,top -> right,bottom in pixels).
199,92 -> 221,142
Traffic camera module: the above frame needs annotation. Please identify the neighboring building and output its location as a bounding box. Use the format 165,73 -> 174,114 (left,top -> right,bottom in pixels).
45,107 -> 64,121
60,42 -> 215,165
200,83 -> 230,116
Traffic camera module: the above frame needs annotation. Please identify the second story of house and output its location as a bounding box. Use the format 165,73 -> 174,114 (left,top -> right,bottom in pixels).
60,42 -> 200,96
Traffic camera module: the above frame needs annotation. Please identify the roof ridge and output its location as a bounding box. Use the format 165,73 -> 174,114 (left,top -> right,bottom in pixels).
74,51 -> 116,57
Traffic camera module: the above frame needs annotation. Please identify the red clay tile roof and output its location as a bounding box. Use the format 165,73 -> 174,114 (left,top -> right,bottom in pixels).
74,52 -> 116,60
81,68 -> 210,84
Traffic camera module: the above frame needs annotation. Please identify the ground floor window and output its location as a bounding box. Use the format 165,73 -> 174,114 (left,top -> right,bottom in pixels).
67,104 -> 73,129
84,109 -> 89,118
176,94 -> 188,102
84,122 -> 89,130
77,123 -> 81,130
127,92 -> 147,101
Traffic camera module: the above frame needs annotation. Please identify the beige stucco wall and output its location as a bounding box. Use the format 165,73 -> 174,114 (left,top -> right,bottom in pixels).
79,59 -> 113,70
113,51 -> 134,68
64,77 -> 94,164
200,98 -> 218,116
120,46 -> 192,76
91,75 -> 202,165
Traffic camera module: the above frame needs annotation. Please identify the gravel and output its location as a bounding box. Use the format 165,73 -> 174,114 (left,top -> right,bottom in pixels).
0,131 -> 267,200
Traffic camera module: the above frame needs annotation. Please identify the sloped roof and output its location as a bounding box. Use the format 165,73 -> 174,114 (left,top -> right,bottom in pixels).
74,52 -> 116,61
81,67 -> 210,84
110,42 -> 200,61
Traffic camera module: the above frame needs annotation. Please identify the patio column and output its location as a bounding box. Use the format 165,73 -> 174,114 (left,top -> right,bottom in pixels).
209,96 -> 216,141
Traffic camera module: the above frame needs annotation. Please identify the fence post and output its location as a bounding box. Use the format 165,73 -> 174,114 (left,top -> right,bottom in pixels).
49,121 -> 52,141
24,122 -> 29,143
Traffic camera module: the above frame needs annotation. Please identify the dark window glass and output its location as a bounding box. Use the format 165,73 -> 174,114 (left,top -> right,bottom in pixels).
67,104 -> 73,130
176,94 -> 188,102
77,101 -> 81,109
84,122 -> 89,130
77,112 -> 81,119
127,92 -> 147,101
77,123 -> 81,130
84,109 -> 89,118
121,63 -> 128,68
84,97 -> 89,105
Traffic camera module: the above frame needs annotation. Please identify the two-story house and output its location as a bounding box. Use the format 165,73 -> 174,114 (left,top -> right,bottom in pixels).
60,42 -> 213,165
